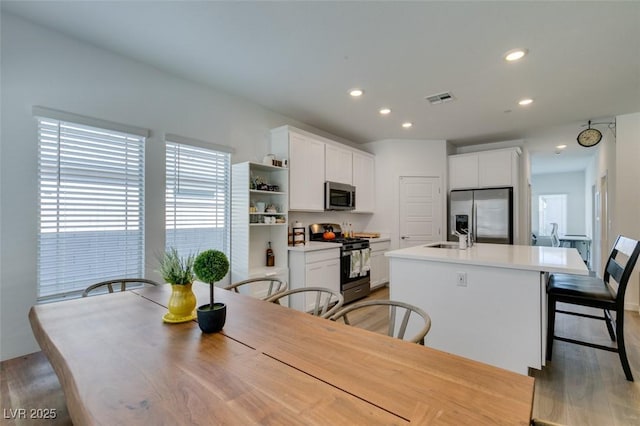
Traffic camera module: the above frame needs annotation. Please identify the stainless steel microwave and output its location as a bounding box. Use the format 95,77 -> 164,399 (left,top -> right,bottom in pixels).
325,181 -> 356,211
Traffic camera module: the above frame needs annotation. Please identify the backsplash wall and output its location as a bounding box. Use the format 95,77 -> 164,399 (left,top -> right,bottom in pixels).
288,212 -> 374,239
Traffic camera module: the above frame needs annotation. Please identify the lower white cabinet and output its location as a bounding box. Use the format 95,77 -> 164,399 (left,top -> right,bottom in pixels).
370,240 -> 390,289
288,248 -> 340,312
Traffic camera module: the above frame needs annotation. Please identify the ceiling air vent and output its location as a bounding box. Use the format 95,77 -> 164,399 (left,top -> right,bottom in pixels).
425,92 -> 455,105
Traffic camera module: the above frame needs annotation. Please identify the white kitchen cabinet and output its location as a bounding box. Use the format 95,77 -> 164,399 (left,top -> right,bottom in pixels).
325,144 -> 353,185
271,128 -> 325,211
288,248 -> 341,312
478,150 -> 516,188
352,151 -> 375,213
370,239 -> 390,289
231,162 -> 289,286
449,154 -> 479,189
271,125 -> 376,213
449,148 -> 520,190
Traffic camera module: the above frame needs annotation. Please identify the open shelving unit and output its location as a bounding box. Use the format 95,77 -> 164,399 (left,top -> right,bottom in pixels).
231,162 -> 289,292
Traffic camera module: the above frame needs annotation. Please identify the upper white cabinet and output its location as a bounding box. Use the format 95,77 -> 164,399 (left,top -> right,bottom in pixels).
449,148 -> 520,189
325,144 -> 353,185
449,154 -> 479,189
352,151 -> 375,213
478,150 -> 515,188
272,128 -> 325,211
271,126 -> 375,213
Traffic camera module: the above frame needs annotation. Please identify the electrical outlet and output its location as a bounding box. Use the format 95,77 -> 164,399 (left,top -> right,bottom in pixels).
456,272 -> 467,287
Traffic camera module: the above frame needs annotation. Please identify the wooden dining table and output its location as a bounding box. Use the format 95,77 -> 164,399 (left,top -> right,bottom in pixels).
29,283 -> 534,425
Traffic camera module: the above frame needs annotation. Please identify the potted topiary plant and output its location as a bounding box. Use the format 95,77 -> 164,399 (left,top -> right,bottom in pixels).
193,249 -> 230,333
159,247 -> 198,323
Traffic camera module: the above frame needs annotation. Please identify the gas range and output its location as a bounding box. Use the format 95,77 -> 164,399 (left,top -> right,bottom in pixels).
308,223 -> 371,304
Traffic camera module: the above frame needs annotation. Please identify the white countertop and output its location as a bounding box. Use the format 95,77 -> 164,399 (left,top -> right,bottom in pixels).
385,242 -> 589,275
288,241 -> 341,252
365,237 -> 391,243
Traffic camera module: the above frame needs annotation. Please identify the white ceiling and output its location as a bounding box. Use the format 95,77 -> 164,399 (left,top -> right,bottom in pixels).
3,1 -> 639,173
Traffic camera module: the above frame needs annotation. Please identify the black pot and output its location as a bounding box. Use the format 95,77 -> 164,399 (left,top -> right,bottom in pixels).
196,303 -> 226,333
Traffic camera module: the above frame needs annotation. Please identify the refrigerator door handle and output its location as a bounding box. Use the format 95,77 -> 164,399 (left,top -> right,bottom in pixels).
473,202 -> 477,244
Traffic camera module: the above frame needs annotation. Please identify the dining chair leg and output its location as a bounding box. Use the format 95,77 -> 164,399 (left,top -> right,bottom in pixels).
546,297 -> 556,361
616,309 -> 634,381
604,309 -> 616,341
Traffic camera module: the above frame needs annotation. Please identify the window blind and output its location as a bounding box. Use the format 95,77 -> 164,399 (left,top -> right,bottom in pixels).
165,140 -> 231,258
37,118 -> 145,300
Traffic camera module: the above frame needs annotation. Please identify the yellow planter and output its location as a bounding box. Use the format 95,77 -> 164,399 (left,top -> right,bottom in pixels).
163,283 -> 197,323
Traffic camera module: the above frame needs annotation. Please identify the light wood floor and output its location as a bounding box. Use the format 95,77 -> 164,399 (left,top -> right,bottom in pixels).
2,285 -> 639,425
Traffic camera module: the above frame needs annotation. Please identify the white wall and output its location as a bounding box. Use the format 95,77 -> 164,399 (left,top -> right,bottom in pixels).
531,171 -> 587,235
363,139 -> 448,250
614,112 -> 640,311
0,14 -> 351,360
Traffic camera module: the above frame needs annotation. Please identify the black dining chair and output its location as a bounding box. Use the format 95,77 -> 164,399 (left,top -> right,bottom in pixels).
546,235 -> 640,381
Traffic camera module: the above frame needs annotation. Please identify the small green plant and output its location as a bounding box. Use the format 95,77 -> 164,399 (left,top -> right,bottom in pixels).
159,247 -> 196,285
194,249 -> 230,309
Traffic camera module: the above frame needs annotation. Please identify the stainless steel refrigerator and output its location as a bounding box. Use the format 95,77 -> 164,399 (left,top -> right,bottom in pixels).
447,187 -> 513,244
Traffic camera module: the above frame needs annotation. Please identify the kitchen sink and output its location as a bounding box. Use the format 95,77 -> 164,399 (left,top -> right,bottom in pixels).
425,242 -> 459,249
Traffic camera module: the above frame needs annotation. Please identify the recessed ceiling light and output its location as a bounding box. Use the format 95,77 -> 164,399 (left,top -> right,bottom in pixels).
379,108 -> 391,115
402,122 -> 412,128
504,48 -> 528,62
349,88 -> 364,97
556,144 -> 567,149
518,98 -> 533,106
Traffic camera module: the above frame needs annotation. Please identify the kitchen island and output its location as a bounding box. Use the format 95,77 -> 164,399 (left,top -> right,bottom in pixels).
386,242 -> 588,374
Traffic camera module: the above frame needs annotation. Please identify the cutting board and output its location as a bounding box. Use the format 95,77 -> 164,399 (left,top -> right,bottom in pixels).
352,232 -> 380,238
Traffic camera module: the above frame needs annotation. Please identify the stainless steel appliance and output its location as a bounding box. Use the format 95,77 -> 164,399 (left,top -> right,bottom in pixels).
448,187 -> 513,244
309,223 -> 370,303
325,181 -> 356,211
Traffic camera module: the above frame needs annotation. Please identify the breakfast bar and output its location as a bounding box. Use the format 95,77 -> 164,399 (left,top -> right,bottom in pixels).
386,242 -> 589,374
29,283 -> 535,425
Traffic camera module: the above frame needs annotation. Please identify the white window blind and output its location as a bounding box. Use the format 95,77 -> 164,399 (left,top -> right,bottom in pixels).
165,139 -> 231,258
37,117 -> 145,300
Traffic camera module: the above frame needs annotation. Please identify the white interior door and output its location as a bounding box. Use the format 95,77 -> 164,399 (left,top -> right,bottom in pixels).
399,176 -> 442,248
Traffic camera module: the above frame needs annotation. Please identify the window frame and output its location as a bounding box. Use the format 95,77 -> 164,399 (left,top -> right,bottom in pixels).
35,107 -> 148,301
164,134 -> 233,260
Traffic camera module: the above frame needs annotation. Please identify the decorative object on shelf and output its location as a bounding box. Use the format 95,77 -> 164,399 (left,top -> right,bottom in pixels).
253,175 -> 269,191
577,120 -> 602,147
193,249 -> 229,333
293,222 -> 306,246
159,247 -> 197,323
263,154 -> 275,165
266,241 -> 275,267
255,201 -> 266,213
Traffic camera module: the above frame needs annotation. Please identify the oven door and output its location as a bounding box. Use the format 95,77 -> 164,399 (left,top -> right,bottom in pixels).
340,250 -> 370,303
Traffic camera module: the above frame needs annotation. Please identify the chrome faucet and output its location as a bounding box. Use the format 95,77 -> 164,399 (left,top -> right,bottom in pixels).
461,228 -> 473,247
